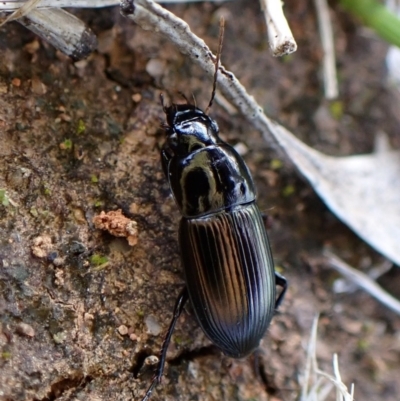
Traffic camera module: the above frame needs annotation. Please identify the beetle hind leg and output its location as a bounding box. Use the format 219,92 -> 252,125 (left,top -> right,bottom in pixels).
274,272 -> 287,310
140,287 -> 188,401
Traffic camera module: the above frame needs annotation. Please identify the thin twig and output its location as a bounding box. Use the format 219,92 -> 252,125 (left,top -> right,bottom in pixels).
259,0 -> 297,56
314,0 -> 338,99
333,258 -> 392,294
300,315 -> 319,401
301,316 -> 354,401
324,250 -> 400,316
0,0 -> 231,11
0,0 -> 42,27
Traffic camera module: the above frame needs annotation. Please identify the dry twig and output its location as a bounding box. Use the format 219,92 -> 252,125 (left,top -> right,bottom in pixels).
324,251 -> 400,316
259,0 -> 297,56
301,316 -> 355,401
314,0 -> 338,98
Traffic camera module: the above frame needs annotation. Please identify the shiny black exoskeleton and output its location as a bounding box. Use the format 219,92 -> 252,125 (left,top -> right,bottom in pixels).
140,102 -> 287,401
161,103 -> 255,219
140,17 -> 287,401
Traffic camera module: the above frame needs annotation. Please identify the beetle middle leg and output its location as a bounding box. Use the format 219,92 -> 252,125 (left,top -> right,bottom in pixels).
274,272 -> 287,310
141,287 -> 188,401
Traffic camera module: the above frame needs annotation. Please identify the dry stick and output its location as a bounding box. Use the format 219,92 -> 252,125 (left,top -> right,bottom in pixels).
300,315 -> 319,401
121,0 -> 289,153
18,8 -> 97,60
259,0 -> 297,56
0,0 -> 97,59
324,250 -> 400,316
0,0 -> 232,12
0,0 -> 111,10
314,0 -> 338,99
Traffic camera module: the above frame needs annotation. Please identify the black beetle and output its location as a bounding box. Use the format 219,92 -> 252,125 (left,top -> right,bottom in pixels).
140,19 -> 287,401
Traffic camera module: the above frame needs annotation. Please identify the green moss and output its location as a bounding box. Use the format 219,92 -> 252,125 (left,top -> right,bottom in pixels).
329,100 -> 344,120
91,175 -> 99,184
94,200 -> 103,208
281,54 -> 293,63
30,207 -> 39,217
174,336 -> 184,345
90,254 -> 108,266
282,184 -> 295,197
1,352 -> 11,359
0,189 -> 9,207
61,139 -> 73,150
76,119 -> 86,135
42,184 -> 51,196
270,159 -> 283,170
357,338 -> 369,351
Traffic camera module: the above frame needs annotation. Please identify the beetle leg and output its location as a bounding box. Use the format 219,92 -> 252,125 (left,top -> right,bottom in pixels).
274,272 -> 287,310
160,93 -> 168,112
141,287 -> 189,401
161,144 -> 173,179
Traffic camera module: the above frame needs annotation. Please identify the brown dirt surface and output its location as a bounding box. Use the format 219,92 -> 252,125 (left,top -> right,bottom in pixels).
1,1 -> 400,401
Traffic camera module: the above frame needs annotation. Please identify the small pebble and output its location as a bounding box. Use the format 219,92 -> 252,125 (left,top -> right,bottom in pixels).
12,78 -> 21,87
144,355 -> 159,366
16,322 -> 35,337
117,325 -> 129,336
145,315 -> 161,336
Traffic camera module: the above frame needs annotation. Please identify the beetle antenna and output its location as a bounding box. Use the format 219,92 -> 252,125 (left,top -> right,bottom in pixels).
206,16 -> 225,114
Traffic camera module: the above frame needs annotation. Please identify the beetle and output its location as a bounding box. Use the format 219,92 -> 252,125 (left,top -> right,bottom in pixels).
140,19 -> 287,401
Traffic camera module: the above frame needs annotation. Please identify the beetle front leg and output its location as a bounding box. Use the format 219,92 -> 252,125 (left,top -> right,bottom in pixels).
274,272 -> 287,310
161,144 -> 173,179
141,287 -> 189,401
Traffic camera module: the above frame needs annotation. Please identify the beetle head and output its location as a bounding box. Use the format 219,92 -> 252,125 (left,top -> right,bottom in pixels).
162,99 -> 221,155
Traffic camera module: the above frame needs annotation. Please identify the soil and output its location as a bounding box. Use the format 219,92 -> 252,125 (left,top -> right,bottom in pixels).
1,1 -> 400,401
